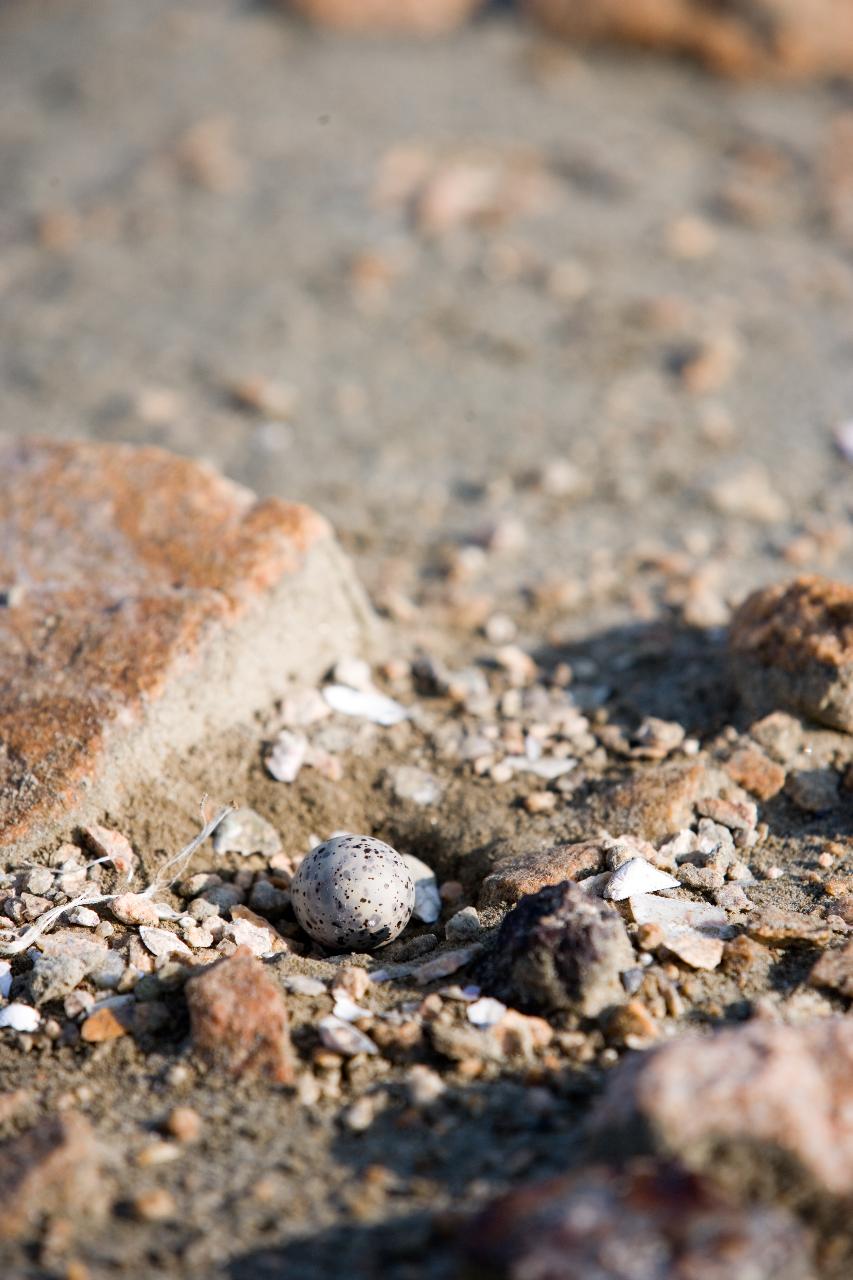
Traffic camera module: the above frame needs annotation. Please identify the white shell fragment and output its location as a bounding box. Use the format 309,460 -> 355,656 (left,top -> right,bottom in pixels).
291,835 -> 415,951
138,926 -> 193,960
0,960 -> 12,999
0,1002 -> 41,1032
467,997 -> 507,1028
323,684 -> 409,726
629,894 -> 728,971
603,858 -> 680,901
504,755 -> 577,780
265,730 -> 308,782
402,853 -> 442,924
318,1014 -> 378,1056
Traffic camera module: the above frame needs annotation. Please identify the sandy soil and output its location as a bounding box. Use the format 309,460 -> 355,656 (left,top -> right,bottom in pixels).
1,2 -> 853,1278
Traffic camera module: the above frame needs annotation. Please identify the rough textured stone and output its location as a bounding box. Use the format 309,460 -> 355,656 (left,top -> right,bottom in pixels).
0,1113 -> 109,1241
522,0 -> 853,80
723,744 -> 786,800
0,439 -> 376,863
464,1162 -> 814,1280
809,940 -> 853,999
589,1018 -> 853,1202
480,881 -> 634,1017
747,906 -> 832,948
599,762 -> 707,842
730,576 -> 853,732
478,840 -> 604,908
185,946 -> 293,1083
283,0 -> 482,35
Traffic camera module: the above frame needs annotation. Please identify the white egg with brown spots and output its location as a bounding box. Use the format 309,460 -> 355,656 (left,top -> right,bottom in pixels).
291,835 -> 415,950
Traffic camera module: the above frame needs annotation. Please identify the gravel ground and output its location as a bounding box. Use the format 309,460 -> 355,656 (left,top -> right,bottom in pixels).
1,2 -> 853,1278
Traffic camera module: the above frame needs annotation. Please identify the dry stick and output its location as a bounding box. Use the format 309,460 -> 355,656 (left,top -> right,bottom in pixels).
0,805 -> 232,957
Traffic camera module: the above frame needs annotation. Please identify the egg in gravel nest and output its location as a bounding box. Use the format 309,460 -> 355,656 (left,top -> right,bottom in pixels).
291,834 -> 416,950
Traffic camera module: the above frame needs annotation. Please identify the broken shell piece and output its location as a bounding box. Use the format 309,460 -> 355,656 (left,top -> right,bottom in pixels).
629,894 -> 728,971
402,853 -> 442,924
467,996 -> 507,1028
604,858 -> 680,901
265,730 -> 308,783
318,1014 -> 378,1056
139,926 -> 193,960
322,683 -> 409,726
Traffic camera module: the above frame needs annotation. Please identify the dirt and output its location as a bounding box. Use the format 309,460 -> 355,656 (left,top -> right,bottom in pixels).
1,2 -> 853,1278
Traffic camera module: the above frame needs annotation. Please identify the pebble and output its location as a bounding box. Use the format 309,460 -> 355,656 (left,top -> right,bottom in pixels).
291,835 -> 415,951
80,1005 -> 132,1042
405,1064 -> 446,1106
0,960 -> 12,998
445,906 -> 481,943
21,867 -> 53,896
133,1188 -> 176,1222
283,974 -> 327,997
211,808 -> 282,857
65,906 -> 100,928
111,893 -> 160,928
391,765 -> 443,806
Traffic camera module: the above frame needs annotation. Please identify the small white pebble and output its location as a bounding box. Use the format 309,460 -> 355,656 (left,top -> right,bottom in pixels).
765,866 -> 784,880
604,858 -> 680,901
0,961 -> 12,999
283,975 -> 327,997
0,1002 -> 41,1032
65,906 -> 100,928
323,684 -> 409,727
265,730 -> 308,783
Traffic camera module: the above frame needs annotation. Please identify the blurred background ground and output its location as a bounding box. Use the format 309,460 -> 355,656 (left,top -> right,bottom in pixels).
3,0 -> 853,652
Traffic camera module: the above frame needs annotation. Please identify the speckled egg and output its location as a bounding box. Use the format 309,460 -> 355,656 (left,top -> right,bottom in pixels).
291,835 -> 415,951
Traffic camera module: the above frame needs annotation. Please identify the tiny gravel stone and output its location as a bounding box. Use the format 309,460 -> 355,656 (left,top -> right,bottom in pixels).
111,893 -> 160,927
81,824 -> 137,878
21,867 -> 53,896
201,884 -> 245,911
291,835 -> 415,951
323,683 -> 408,726
248,880 -> 290,916
80,1005 -> 133,1042
678,863 -> 726,892
133,1188 -> 176,1222
390,765 -> 443,806
786,768 -> 839,813
180,873 -> 222,899
189,898 -> 221,922
283,974 -> 327,996
28,952 -> 92,1006
467,996 -> 507,1027
88,949 -> 127,990
65,905 -> 100,928
724,745 -> 786,800
165,1106 -> 202,1143
405,1064 -> 446,1106
445,906 -> 481,943
212,808 -> 282,857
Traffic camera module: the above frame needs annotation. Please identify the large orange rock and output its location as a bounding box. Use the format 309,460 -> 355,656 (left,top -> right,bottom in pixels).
0,438 -> 376,862
523,0 -> 853,79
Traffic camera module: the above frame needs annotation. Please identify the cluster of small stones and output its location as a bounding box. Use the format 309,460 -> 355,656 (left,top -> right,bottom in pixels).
1,576 -> 852,1267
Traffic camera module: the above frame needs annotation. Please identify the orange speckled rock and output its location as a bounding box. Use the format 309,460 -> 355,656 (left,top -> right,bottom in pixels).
284,0 -> 483,35
730,576 -> 853,731
0,439 -> 377,862
523,0 -> 853,80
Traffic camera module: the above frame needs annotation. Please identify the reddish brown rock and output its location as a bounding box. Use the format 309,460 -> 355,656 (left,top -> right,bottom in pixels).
522,0 -> 853,80
599,761 -> 707,841
747,905 -> 833,948
589,1018 -> 853,1201
80,1005 -> 133,1042
185,946 -> 293,1083
478,840 -> 604,908
0,1113 -> 109,1242
283,0 -> 482,34
0,439 -> 376,863
464,1162 -> 814,1280
730,576 -> 853,732
723,743 -> 786,800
